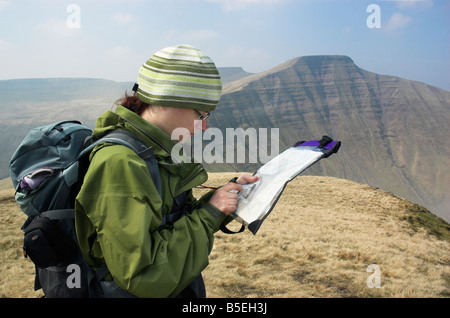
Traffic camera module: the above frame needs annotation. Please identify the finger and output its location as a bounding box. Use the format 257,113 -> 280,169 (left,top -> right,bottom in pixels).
220,182 -> 243,193
215,190 -> 238,201
236,174 -> 259,185
222,197 -> 238,205
222,202 -> 238,214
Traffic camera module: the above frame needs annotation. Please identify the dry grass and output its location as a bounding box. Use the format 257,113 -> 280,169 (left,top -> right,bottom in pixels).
0,189 -> 44,298
1,174 -> 449,298
196,173 -> 450,298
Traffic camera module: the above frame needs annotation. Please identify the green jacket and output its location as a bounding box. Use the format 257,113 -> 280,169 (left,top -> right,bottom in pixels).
75,105 -> 226,297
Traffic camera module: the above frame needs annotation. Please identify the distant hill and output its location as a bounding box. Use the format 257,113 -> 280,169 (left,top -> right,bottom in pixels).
0,59 -> 448,222
0,78 -> 133,183
0,67 -> 249,124
0,66 -> 253,179
1,174 -> 448,297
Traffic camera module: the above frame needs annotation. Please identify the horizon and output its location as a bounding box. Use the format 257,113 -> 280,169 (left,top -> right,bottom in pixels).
0,54 -> 448,91
0,0 -> 448,91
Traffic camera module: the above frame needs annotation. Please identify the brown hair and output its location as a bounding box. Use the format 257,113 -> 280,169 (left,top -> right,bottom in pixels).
115,91 -> 150,116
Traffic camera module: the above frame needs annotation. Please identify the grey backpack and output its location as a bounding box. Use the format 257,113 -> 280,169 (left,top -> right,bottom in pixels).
9,121 -> 161,297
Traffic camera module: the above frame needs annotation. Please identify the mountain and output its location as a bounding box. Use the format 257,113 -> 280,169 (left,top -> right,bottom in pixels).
0,59 -> 448,221
206,56 -> 450,222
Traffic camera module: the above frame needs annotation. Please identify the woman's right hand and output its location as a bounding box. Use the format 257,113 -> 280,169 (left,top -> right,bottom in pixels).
208,182 -> 243,215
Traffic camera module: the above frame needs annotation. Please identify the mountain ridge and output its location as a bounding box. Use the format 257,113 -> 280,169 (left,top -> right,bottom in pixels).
223,55 -> 360,94
207,55 -> 450,221
0,57 -> 448,221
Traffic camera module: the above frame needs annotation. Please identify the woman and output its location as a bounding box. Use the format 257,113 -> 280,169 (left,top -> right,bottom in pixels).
75,44 -> 257,298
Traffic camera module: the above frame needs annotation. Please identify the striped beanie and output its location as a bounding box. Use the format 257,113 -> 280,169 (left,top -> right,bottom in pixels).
136,44 -> 222,112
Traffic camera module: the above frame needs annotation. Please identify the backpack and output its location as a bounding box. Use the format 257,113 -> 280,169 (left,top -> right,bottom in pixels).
9,120 -> 162,297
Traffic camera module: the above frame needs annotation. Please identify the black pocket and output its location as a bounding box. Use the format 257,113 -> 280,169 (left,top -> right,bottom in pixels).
23,216 -> 78,268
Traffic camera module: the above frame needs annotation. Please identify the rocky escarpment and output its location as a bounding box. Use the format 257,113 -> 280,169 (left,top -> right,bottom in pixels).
208,55 -> 450,221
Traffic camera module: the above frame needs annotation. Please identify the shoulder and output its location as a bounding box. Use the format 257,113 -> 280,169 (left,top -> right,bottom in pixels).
85,143 -> 152,191
89,143 -> 141,169
91,143 -> 138,163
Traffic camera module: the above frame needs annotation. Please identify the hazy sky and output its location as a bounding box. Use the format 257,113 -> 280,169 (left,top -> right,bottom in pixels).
0,0 -> 448,90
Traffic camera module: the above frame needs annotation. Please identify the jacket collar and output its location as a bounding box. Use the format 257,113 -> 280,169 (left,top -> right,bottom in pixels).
92,105 -> 208,189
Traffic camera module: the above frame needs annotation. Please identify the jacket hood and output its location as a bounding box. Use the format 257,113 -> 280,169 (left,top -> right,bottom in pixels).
93,105 -> 177,160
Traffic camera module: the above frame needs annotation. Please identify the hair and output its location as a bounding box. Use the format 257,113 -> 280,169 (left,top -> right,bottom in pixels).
115,91 -> 150,116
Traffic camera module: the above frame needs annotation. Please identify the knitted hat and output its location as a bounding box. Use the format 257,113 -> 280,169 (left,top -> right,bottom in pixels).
136,44 -> 222,112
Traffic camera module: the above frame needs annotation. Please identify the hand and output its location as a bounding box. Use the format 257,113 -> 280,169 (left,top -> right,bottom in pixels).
208,174 -> 259,215
209,182 -> 243,215
235,173 -> 259,185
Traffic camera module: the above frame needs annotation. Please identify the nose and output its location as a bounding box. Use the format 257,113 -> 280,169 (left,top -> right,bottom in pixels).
202,119 -> 208,131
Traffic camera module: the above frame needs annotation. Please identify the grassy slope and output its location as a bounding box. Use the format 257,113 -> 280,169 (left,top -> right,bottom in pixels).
199,174 -> 450,298
1,174 -> 449,298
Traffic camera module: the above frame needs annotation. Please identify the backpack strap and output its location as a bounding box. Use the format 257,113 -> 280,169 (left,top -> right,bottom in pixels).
94,262 -> 110,282
161,191 -> 191,226
92,130 -> 162,197
81,130 -> 163,285
41,209 -> 75,220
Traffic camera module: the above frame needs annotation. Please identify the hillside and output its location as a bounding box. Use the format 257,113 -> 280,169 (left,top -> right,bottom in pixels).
207,55 -> 450,221
0,67 -> 251,121
1,174 -> 449,298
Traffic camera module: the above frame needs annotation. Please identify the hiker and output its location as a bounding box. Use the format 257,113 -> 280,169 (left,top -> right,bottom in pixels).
74,44 -> 258,298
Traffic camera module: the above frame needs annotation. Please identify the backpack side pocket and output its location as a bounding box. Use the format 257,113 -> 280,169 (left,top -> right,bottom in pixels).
23,217 -> 78,268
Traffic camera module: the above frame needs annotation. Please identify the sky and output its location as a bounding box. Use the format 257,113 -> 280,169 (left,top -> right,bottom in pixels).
0,0 -> 449,90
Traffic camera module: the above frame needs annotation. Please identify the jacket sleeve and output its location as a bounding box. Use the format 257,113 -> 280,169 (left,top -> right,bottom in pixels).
75,145 -> 226,297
